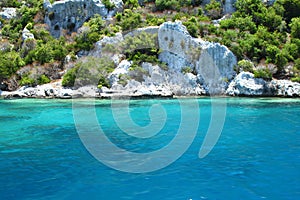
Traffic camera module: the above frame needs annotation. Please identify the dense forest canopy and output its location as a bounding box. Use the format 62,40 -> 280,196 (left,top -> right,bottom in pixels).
0,0 -> 299,89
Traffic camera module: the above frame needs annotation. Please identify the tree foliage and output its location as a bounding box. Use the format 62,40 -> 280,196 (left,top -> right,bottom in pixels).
0,51 -> 25,81
62,57 -> 115,87
290,17 -> 300,38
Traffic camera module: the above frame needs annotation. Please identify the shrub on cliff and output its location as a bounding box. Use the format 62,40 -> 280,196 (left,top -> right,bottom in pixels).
25,38 -> 68,64
276,0 -> 300,24
19,75 -> 36,87
62,57 -> 115,87
0,0 -> 21,7
124,0 -> 139,9
102,0 -> 115,11
1,1 -> 42,43
62,67 -> 78,87
122,32 -> 159,62
183,17 -> 199,37
236,60 -> 254,73
118,9 -> 142,31
0,51 -> 25,82
290,17 -> 300,39
205,0 -> 222,19
254,68 -> 273,80
38,74 -> 51,85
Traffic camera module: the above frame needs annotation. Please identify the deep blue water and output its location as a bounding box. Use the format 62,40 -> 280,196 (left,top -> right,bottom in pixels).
0,98 -> 299,200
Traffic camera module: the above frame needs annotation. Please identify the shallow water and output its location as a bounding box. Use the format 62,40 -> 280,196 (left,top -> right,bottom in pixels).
0,98 -> 299,199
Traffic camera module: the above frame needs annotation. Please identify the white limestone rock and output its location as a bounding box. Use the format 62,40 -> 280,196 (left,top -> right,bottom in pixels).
105,61 -> 206,97
158,51 -> 191,72
263,0 -> 276,5
158,21 -> 236,95
22,28 -> 35,41
268,80 -> 300,97
226,72 -> 267,96
58,88 -> 73,99
73,85 -> 99,98
0,7 -> 17,20
92,21 -> 236,96
108,60 -> 131,86
226,72 -> 300,97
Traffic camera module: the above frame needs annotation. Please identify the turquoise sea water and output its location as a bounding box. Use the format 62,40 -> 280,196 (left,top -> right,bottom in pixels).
0,98 -> 299,200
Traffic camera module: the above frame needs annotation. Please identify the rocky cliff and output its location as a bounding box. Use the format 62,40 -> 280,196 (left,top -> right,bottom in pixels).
43,0 -> 123,37
88,21 -> 237,97
158,21 -> 236,94
42,0 -> 277,38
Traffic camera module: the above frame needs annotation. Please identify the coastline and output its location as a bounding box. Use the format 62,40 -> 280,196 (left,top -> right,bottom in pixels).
2,71 -> 300,99
1,88 -> 300,100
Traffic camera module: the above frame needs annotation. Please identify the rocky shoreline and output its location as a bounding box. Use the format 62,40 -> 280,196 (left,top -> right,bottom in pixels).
1,71 -> 300,99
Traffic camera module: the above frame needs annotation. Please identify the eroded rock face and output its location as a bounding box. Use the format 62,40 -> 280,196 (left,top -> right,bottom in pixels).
43,0 -> 123,37
104,62 -> 206,97
268,80 -> 300,97
226,72 -> 267,96
88,21 -> 237,96
223,0 -> 237,14
158,21 -> 236,94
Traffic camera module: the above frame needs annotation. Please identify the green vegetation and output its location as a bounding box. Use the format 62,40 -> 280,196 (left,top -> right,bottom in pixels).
62,67 -> 78,87
38,74 -> 51,85
19,74 -> 50,86
62,57 -> 115,87
124,0 -> 139,9
236,59 -> 254,73
102,0 -> 115,11
205,0 -> 222,19
183,17 -> 199,37
19,75 -> 36,86
122,32 -> 159,62
204,0 -> 300,80
181,66 -> 193,74
0,51 -> 25,81
254,68 -> 273,80
155,0 -> 202,11
117,9 -> 142,31
121,32 -> 169,73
